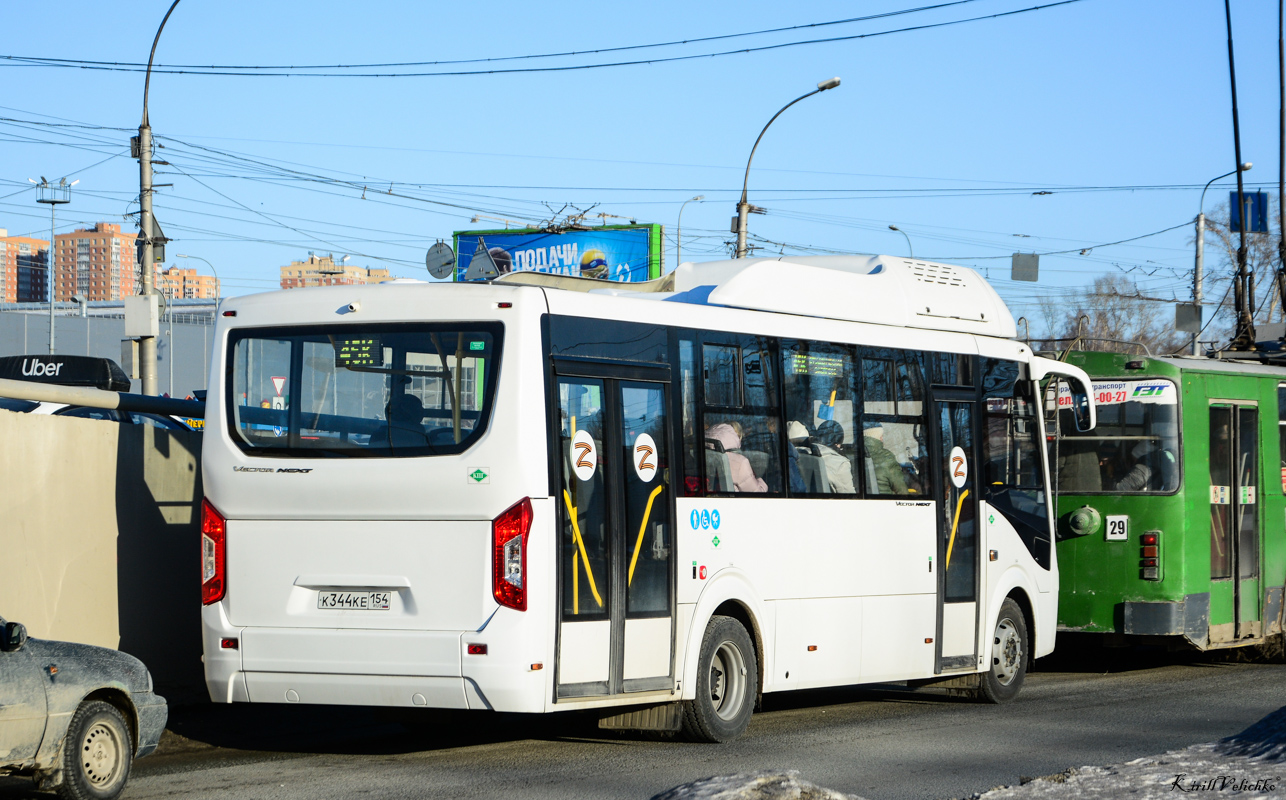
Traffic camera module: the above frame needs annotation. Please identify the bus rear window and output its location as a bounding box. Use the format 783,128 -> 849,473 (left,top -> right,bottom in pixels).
1057,378 -> 1179,493
226,323 -> 502,458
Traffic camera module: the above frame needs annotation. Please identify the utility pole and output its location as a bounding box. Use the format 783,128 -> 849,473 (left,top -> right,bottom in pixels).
135,0 -> 181,395
1278,0 -> 1286,329
1225,0 -> 1255,349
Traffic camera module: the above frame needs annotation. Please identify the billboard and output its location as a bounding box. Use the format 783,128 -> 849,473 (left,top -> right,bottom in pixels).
451,224 -> 663,282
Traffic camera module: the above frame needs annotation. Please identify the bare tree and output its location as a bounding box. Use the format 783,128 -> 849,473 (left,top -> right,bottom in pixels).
1200,198 -> 1282,347
1036,274 -> 1185,355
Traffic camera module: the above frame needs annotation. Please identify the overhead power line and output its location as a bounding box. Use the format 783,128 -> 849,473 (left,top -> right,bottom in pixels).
0,2 -> 989,71
0,0 -> 1089,78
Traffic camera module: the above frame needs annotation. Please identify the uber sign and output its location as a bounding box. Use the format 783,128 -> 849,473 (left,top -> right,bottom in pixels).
0,355 -> 132,392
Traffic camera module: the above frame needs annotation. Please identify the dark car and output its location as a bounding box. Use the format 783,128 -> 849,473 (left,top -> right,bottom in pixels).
0,617 -> 167,800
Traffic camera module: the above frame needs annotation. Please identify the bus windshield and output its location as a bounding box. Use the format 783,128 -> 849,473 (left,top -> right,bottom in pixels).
1057,378 -> 1179,493
227,323 -> 501,458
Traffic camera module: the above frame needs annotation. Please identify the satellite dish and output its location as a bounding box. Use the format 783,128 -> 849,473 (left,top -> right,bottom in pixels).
426,241 -> 456,279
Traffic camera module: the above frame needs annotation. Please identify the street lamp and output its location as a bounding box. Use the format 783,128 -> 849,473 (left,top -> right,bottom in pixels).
676,195 -> 704,268
888,224 -> 914,259
735,77 -> 841,258
31,177 -> 77,355
1191,161 -> 1252,354
135,0 -> 182,395
177,253 -> 220,304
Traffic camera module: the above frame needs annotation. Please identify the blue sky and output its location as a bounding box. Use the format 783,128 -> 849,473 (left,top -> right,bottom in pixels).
0,0 -> 1281,334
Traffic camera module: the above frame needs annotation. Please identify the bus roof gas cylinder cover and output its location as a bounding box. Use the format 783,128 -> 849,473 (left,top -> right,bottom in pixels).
1068,505 -> 1102,537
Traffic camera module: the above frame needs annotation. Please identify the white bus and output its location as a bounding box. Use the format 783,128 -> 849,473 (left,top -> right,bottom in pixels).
200,255 -> 1095,741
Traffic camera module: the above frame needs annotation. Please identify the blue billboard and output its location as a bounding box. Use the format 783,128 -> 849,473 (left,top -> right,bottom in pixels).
452,224 -> 663,282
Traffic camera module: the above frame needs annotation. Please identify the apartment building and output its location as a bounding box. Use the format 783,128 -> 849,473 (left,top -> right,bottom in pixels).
0,229 -> 50,303
279,253 -> 392,289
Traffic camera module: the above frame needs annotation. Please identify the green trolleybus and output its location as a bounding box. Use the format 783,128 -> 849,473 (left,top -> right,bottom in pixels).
1051,350 -> 1286,652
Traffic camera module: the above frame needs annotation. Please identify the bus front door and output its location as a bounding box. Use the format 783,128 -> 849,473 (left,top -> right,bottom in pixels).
554,367 -> 676,699
935,397 -> 981,672
1209,403 -> 1261,642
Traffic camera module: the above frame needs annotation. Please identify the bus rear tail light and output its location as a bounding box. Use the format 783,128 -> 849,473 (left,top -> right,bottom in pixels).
493,498 -> 533,611
1140,530 -> 1161,581
201,498 -> 227,604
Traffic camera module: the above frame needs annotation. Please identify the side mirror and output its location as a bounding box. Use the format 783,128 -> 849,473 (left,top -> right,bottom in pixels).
1,621 -> 28,652
1067,378 -> 1094,432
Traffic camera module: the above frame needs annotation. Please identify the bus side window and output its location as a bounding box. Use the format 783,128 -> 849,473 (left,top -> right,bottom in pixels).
781,340 -> 860,496
701,337 -> 782,494
861,348 -> 928,497
680,338 -> 702,496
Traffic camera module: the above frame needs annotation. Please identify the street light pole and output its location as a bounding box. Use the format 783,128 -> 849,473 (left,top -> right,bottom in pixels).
888,225 -> 913,259
177,253 -> 220,304
1193,163 -> 1252,355
33,178 -> 75,355
136,0 -> 181,395
676,195 -> 704,268
736,77 -> 840,258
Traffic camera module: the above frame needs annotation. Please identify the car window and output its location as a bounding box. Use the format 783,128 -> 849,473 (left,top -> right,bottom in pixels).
0,398 -> 39,413
55,406 -> 128,423
132,413 -> 185,431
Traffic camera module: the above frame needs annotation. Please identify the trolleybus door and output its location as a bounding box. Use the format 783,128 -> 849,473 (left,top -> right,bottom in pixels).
1208,403 -> 1262,642
553,363 -> 676,698
934,397 -> 981,671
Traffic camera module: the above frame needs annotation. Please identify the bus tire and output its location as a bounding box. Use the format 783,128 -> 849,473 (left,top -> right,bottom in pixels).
57,700 -> 133,800
979,598 -> 1027,704
681,615 -> 757,742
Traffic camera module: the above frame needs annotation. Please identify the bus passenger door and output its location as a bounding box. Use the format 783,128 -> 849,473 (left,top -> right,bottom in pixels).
553,366 -> 675,699
935,398 -> 981,672
1208,404 -> 1261,642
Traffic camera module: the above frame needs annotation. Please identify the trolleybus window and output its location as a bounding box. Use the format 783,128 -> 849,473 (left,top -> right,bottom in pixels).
227,323 -> 501,457
1056,378 -> 1179,494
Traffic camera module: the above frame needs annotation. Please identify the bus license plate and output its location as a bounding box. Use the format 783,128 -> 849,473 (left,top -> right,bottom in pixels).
317,591 -> 391,610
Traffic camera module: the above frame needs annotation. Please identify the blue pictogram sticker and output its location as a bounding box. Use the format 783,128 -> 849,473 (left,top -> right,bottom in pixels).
690,509 -> 700,529
711,510 -> 721,530
701,510 -> 711,529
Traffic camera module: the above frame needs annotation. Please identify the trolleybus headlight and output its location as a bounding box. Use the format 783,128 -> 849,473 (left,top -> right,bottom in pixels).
493,498 -> 533,611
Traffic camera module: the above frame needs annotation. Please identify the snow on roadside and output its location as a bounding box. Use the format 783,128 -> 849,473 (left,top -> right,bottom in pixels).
961,705 -> 1286,799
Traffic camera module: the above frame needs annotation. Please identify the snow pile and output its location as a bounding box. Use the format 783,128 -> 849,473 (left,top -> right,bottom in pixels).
651,771 -> 870,800
965,705 -> 1286,799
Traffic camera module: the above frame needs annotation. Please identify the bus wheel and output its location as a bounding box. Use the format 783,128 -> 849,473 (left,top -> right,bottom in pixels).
979,598 -> 1027,704
681,615 -> 757,742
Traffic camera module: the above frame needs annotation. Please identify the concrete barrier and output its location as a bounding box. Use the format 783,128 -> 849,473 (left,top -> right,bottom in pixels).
0,411 -> 204,700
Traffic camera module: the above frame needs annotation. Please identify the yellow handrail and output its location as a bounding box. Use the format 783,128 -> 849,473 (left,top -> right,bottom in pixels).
628,485 -> 666,586
945,489 -> 970,570
562,490 -> 604,609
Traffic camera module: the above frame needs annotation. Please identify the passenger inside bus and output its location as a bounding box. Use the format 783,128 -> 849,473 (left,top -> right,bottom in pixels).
864,424 -> 910,495
813,419 -> 856,494
705,422 -> 767,492
378,393 -> 429,448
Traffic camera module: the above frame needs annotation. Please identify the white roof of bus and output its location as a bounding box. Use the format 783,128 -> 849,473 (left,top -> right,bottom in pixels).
497,255 -> 1016,339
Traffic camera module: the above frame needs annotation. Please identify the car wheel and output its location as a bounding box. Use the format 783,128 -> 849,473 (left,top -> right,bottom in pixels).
681,615 -> 757,742
978,598 -> 1028,704
57,700 -> 132,800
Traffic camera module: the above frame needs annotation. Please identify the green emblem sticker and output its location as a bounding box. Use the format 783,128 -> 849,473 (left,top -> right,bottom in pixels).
989,514 -> 996,524
469,341 -> 485,351
711,535 -> 721,547
467,467 -> 490,484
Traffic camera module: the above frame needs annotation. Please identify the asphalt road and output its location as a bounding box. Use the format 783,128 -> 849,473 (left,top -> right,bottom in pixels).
4,646 -> 1284,800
